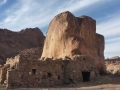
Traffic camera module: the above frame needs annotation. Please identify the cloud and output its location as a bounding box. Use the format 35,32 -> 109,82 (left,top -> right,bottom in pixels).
55,0 -> 101,14
97,15 -> 120,37
0,0 -> 102,31
0,0 -> 119,58
0,0 -> 7,5
97,11 -> 120,58
106,37 -> 120,43
105,41 -> 120,58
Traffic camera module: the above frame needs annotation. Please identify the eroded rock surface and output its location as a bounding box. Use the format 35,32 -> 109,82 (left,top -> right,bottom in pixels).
0,27 -> 45,64
105,57 -> 120,76
41,11 -> 106,73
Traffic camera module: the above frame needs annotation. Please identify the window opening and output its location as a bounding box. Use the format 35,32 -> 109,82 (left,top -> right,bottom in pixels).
58,76 -> 60,80
47,73 -> 52,77
32,69 -> 36,75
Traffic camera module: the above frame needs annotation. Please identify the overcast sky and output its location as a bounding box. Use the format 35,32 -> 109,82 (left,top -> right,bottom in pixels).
0,0 -> 120,58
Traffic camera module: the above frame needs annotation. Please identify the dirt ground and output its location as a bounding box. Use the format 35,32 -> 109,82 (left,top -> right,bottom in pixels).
1,84 -> 120,90
1,75 -> 120,90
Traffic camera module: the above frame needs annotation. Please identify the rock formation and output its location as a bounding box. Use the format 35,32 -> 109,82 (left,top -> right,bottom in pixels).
41,11 -> 106,74
110,56 -> 120,59
0,27 -> 45,64
105,59 -> 120,76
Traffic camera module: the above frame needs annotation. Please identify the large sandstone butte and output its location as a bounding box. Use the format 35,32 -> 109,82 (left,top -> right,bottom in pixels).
41,11 -> 106,74
0,27 -> 45,64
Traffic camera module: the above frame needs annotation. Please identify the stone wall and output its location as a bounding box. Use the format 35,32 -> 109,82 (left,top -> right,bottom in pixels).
6,55 -> 20,68
0,64 -> 10,84
6,55 -> 98,88
7,58 -> 64,88
0,47 -> 42,85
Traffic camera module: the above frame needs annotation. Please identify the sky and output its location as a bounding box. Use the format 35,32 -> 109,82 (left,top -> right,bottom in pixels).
0,0 -> 120,58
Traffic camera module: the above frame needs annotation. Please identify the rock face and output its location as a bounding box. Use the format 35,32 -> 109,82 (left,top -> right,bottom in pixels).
0,27 -> 45,64
41,11 -> 106,74
105,59 -> 120,76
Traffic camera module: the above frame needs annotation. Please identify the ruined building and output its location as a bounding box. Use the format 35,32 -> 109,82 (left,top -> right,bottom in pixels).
3,53 -> 98,88
0,11 -> 105,88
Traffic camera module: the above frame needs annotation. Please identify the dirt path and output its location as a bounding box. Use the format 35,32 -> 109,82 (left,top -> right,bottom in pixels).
1,84 -> 120,90
1,75 -> 120,90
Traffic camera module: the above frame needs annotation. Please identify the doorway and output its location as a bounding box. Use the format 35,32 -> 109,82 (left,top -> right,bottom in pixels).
32,69 -> 36,75
82,71 -> 90,82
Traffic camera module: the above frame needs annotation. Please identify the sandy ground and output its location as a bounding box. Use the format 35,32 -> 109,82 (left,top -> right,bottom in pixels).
1,75 -> 120,90
1,84 -> 120,90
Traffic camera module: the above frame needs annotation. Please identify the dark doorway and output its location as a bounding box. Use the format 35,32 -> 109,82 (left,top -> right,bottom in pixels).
58,76 -> 60,80
32,69 -> 36,75
47,73 -> 52,77
82,71 -> 90,82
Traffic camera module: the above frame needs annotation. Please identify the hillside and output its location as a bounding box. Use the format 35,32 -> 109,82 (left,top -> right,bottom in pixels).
0,27 -> 45,64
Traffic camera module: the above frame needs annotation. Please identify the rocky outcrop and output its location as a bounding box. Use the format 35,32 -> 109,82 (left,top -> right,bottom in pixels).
41,11 -> 106,74
110,56 -> 120,59
105,60 -> 120,76
0,27 -> 45,64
